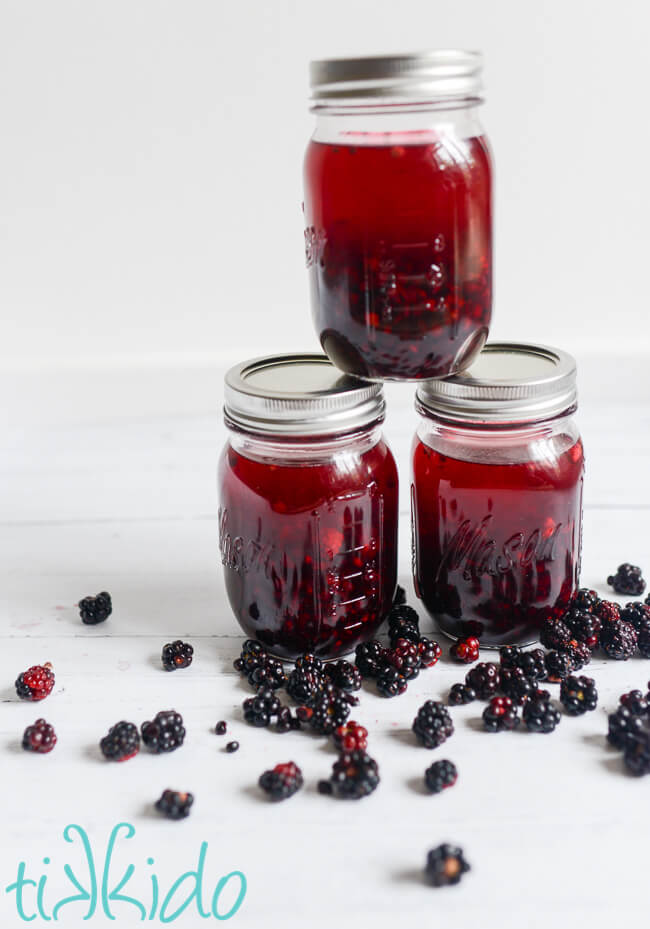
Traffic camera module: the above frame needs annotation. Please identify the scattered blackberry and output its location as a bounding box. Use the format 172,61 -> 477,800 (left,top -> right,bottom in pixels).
448,683 -> 476,706
565,609 -> 602,649
465,662 -> 500,700
608,563 -> 646,597
387,639 -> 420,680
215,720 -> 227,735
294,653 -> 324,673
560,675 -> 598,715
274,706 -> 301,733
243,688 -> 281,727
155,790 -> 193,820
354,640 -> 389,678
141,710 -> 185,753
517,648 -> 547,683
258,762 -> 303,800
388,618 -> 420,647
592,600 -> 620,625
544,650 -> 573,683
450,636 -> 480,664
499,645 -> 523,670
319,750 -> 380,799
247,657 -> 286,691
564,639 -> 592,671
15,663 -> 55,701
161,640 -> 193,671
620,690 -> 648,716
233,639 -> 267,675
539,617 -> 572,651
388,604 -> 419,627
225,741 -> 239,753
417,637 -> 442,668
286,667 -> 323,705
572,588 -> 600,612
500,667 -> 534,704
100,721 -> 140,761
522,692 -> 561,733
301,686 -> 350,734
600,619 -> 637,660
620,602 -> 650,630
79,591 -> 112,625
393,584 -> 407,605
637,619 -> 650,659
22,719 -> 57,754
424,759 -> 457,794
333,720 -> 368,753
607,706 -> 645,750
412,700 -> 454,748
483,696 -> 520,732
324,660 -> 362,692
376,666 -> 408,698
425,844 -> 470,887
623,733 -> 650,776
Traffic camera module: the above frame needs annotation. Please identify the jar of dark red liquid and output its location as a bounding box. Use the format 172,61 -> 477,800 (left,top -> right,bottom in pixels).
304,50 -> 492,381
411,343 -> 584,646
219,353 -> 399,659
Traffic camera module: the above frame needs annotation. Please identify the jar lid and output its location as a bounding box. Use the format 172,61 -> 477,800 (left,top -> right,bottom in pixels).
224,353 -> 386,436
415,342 -> 578,424
309,50 -> 483,104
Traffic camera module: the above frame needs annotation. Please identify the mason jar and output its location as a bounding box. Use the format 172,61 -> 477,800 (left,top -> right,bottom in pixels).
218,353 -> 399,659
411,342 -> 584,646
304,50 -> 492,382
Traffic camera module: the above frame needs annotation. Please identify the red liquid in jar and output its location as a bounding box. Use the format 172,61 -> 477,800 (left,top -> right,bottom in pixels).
411,436 -> 584,644
218,439 -> 398,659
303,135 -> 492,380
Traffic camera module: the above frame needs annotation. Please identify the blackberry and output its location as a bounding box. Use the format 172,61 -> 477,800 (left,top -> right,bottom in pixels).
388,618 -> 420,647
608,563 -> 646,597
544,650 -> 573,683
499,645 -> 523,670
500,667 -> 534,704
286,667 -> 323,705
572,588 -> 600,612
564,639 -> 592,671
215,720 -> 227,735
483,696 -> 520,732
450,636 -> 480,664
637,619 -> 650,659
247,658 -> 287,691
141,710 -> 185,753
22,719 -> 57,754
424,759 -> 457,794
234,639 -> 267,675
275,706 -> 301,733
319,750 -> 380,799
376,666 -> 408,698
560,675 -> 598,715
301,685 -> 350,734
161,640 -> 193,671
225,741 -> 239,753
620,602 -> 650,630
623,733 -> 650,776
79,591 -> 112,625
517,648 -> 547,683
355,640 -> 389,678
592,600 -> 620,625
15,663 -> 55,701
412,700 -> 454,748
100,721 -> 140,761
522,692 -> 561,733
333,721 -> 368,753
324,659 -> 362,692
448,683 -> 476,706
539,617 -> 572,651
600,619 -> 637,660
243,688 -> 282,727
295,653 -> 324,673
620,690 -> 649,716
388,604 -> 419,627
565,609 -> 602,649
425,844 -> 470,887
465,662 -> 500,699
387,639 -> 420,680
607,706 -> 645,750
259,762 -> 303,800
393,584 -> 407,605
155,790 -> 193,820
417,637 -> 442,668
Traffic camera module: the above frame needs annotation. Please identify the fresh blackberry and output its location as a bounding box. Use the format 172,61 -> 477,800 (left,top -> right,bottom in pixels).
620,690 -> 649,716
161,640 -> 193,671
572,588 -> 600,612
259,762 -> 303,800
294,653 -> 324,673
564,639 -> 592,671
376,666 -> 408,698
620,602 -> 650,630
608,706 -> 645,749
500,667 -> 534,704
483,696 -> 520,732
600,619 -> 637,660
424,759 -> 457,794
448,683 -> 476,706
141,710 -> 185,753
155,790 -> 193,820
286,667 -> 323,705
388,604 -> 419,627
354,640 -> 389,678
274,706 -> 301,733
560,675 -> 598,715
544,650 -> 573,683
388,618 -> 420,647
247,658 -> 287,691
637,619 -> 650,659
412,700 -> 454,748
100,721 -> 140,761
324,660 -> 362,692
425,844 -> 470,887
319,750 -> 380,799
499,645 -> 523,670
233,639 -> 267,675
79,591 -> 112,625
301,685 -> 350,734
333,721 -> 368,753
22,719 -> 57,754
15,663 -> 55,701
417,636 -> 442,668
623,733 -> 650,776
608,563 -> 646,597
225,741 -> 239,753
387,639 -> 420,680
539,617 -> 572,651
565,609 -> 602,649
450,636 -> 480,664
465,662 -> 500,699
393,584 -> 407,605
592,600 -> 620,625
522,692 -> 561,733
243,688 -> 281,728
517,648 -> 547,683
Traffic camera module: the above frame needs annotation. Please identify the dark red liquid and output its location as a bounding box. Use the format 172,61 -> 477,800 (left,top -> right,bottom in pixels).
411,435 -> 584,645
303,134 -> 492,380
218,437 -> 398,659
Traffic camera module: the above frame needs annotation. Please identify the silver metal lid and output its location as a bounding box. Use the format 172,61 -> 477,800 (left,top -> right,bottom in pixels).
310,50 -> 483,104
415,342 -> 578,424
224,353 -> 386,436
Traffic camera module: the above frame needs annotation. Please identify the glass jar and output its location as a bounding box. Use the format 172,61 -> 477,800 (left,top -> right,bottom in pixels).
411,343 -> 584,646
218,353 -> 399,659
303,50 -> 492,382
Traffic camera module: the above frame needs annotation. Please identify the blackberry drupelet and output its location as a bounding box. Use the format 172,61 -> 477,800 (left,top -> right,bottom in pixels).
425,844 -> 470,887
448,683 -> 476,706
79,591 -> 112,625
620,690 -> 649,716
376,666 -> 408,698
572,588 -> 600,612
161,640 -> 193,671
623,733 -> 650,776
450,636 -> 480,664
483,696 -> 520,732
22,719 -> 57,754
354,640 -> 389,678
333,721 -> 368,753
100,721 -> 140,761
607,706 -> 645,749
324,660 -> 362,692
544,650 -> 573,683
600,619 -> 637,660
286,667 -> 323,705
465,662 -> 500,699
319,750 -> 380,799
424,759 -> 457,794
412,700 -> 454,748
499,645 -> 523,670
243,688 -> 282,728
540,617 -> 572,651
517,649 -> 547,683
215,721 -> 227,735
259,762 -> 303,800
15,663 -> 55,701
417,637 -> 442,668
155,790 -> 193,820
500,667 -> 534,704
387,639 -> 420,680
141,710 -> 185,753
302,686 -> 351,734
247,657 -> 287,691
620,602 -> 650,630
565,609 -> 602,650
560,676 -> 598,715
522,692 -> 561,733
225,741 -> 239,753
608,563 -> 646,597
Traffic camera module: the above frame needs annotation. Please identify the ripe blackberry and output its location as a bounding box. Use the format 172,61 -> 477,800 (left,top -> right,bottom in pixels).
620,601 -> 650,630
620,690 -> 649,716
376,665 -> 408,698
417,636 -> 442,668
565,609 -> 602,650
517,648 -> 547,683
448,683 -> 476,706
607,706 -> 645,750
608,563 -> 646,597
355,640 -> 389,678
393,584 -> 407,605
243,688 -> 281,728
600,619 -> 637,660
234,639 -> 267,675
637,619 -> 650,659
564,639 -> 592,671
424,759 -> 457,794
499,645 -> 523,670
301,686 -> 350,734
572,588 -> 600,612
465,662 -> 500,700
539,617 -> 572,651
333,720 -> 368,753
225,741 -> 239,753
155,790 -> 193,820
275,706 -> 301,733
388,618 -> 420,647
215,720 -> 227,735
425,844 -> 470,887
560,675 -> 598,715
500,667 -> 534,704
544,650 -> 573,683
324,659 -> 362,692
483,696 -> 520,732
388,603 -> 419,627
294,653 -> 324,673
412,700 -> 454,748
522,692 -> 561,733
100,721 -> 140,761
247,657 -> 287,691
141,710 -> 185,753
387,639 -> 420,680
15,663 -> 55,701
22,719 -> 57,754
161,640 -> 193,671
79,591 -> 112,625
450,636 -> 480,664
319,750 -> 380,799
592,600 -> 620,625
286,667 -> 323,705
259,762 -> 303,800
623,733 -> 650,776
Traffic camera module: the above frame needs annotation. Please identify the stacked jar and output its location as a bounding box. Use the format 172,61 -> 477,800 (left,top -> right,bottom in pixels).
218,51 -> 585,657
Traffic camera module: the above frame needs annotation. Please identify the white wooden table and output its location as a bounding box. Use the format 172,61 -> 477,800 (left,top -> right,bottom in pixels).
1,353 -> 649,928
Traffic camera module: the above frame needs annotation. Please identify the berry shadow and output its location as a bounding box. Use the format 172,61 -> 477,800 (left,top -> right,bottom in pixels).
600,755 -> 633,776
390,867 -> 429,886
406,775 -> 429,796
388,728 -> 417,748
82,744 -> 106,763
5,739 -> 24,755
